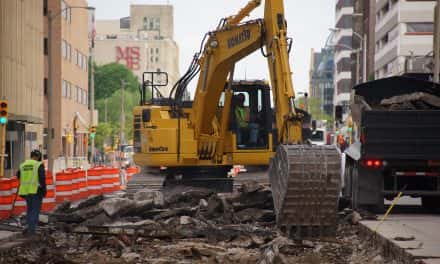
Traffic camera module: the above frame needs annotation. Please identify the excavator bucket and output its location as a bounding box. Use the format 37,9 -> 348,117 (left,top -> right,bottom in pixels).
269,145 -> 341,239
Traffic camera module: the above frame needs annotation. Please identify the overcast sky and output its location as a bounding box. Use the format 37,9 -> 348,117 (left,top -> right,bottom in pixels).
88,0 -> 335,94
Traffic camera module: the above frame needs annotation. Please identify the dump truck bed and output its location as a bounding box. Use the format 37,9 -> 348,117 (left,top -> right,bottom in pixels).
361,110 -> 440,160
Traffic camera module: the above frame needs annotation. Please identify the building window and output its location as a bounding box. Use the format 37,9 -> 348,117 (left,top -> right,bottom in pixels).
76,86 -> 80,103
73,49 -> 78,65
67,43 -> 71,61
67,82 -> 72,99
156,48 -> 159,54
62,80 -> 67,97
44,78 -> 48,95
62,40 -> 67,59
44,38 -> 48,55
406,22 -> 434,35
337,58 -> 351,73
154,18 -> 160,31
61,1 -> 71,23
149,19 -> 154,30
155,57 -> 159,63
150,56 -> 154,63
43,0 -> 48,16
143,17 -> 148,30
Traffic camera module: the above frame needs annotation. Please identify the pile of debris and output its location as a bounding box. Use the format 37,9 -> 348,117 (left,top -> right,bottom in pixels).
0,182 -> 391,263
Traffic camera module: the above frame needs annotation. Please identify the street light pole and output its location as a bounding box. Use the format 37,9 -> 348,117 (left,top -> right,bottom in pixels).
120,80 -> 126,147
47,6 -> 95,173
47,11 -> 54,173
89,9 -> 96,165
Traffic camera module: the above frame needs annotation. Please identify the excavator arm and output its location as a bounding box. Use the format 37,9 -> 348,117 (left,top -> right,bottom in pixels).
190,0 -> 303,146
191,20 -> 264,138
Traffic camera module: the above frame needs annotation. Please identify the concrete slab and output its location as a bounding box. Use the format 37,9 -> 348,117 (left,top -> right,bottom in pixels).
0,230 -> 19,241
421,259 -> 440,264
361,214 -> 440,262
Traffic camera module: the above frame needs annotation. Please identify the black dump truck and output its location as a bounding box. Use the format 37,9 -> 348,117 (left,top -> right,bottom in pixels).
343,75 -> 440,212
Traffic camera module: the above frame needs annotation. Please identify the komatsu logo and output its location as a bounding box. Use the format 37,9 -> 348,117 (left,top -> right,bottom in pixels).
149,146 -> 168,152
227,29 -> 251,49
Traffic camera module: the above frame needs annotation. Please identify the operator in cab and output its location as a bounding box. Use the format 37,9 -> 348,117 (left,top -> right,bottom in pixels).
235,93 -> 259,146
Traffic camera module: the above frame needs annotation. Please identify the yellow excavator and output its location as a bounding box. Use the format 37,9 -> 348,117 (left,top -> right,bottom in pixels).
133,0 -> 341,238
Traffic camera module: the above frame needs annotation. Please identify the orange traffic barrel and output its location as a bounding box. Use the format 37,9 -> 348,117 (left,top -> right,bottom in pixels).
76,170 -> 88,200
42,171 -> 56,212
55,170 -> 74,203
0,178 -> 13,220
87,167 -> 103,196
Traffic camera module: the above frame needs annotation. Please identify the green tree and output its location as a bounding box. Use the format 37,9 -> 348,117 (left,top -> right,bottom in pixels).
296,97 -> 334,128
95,122 -> 114,150
94,63 -> 140,99
95,89 -> 141,146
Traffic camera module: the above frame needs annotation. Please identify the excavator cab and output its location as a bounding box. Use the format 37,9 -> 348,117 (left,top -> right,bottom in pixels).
224,81 -> 272,150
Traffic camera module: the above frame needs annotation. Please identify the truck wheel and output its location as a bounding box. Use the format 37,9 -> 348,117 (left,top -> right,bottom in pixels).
422,197 -> 440,211
342,160 -> 352,198
351,162 -> 384,214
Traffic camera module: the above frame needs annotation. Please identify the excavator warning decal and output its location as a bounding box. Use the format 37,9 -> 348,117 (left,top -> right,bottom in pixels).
227,29 -> 251,49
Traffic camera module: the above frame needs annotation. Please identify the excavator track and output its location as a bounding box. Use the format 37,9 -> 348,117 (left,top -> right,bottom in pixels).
269,145 -> 341,239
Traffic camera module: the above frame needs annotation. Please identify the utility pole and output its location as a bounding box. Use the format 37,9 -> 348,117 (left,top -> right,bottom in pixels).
434,0 -> 440,83
362,34 -> 367,82
47,11 -> 55,173
89,35 -> 95,165
120,80 -> 126,148
47,6 -> 95,172
0,124 -> 5,178
104,99 -> 108,123
356,49 -> 361,84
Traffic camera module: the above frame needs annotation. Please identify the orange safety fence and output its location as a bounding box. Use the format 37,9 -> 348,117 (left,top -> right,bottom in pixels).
0,166 -> 139,220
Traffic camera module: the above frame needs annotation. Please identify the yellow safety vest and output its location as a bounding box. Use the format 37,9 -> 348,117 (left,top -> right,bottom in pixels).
18,160 -> 41,196
235,107 -> 248,128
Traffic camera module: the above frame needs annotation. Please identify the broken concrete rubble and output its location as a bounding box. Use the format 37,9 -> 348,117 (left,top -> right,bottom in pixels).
0,182 -> 395,263
133,188 -> 164,206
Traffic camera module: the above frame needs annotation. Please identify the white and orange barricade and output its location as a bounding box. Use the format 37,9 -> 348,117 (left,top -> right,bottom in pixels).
125,167 -> 138,182
55,170 -> 74,203
102,167 -> 120,193
76,170 -> 88,199
0,178 -> 14,219
87,167 -> 104,196
42,171 -> 56,212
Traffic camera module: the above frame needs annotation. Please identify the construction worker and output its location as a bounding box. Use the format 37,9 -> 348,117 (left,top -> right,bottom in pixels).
16,150 -> 46,236
235,93 -> 259,146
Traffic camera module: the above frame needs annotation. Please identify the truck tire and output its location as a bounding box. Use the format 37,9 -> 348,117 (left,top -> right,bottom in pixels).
351,162 -> 384,213
422,197 -> 440,211
343,160 -> 353,198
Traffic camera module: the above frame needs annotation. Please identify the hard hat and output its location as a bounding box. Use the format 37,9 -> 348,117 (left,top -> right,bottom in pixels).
31,149 -> 42,161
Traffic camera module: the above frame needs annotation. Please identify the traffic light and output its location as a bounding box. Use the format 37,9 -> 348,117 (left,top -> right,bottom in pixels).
89,126 -> 97,139
66,133 -> 74,144
0,100 -> 8,125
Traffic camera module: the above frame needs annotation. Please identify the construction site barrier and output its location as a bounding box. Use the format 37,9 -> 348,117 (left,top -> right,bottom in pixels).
0,179 -> 14,219
87,167 -> 104,196
55,170 -> 74,203
42,171 -> 56,212
125,166 -> 140,181
0,166 -> 138,220
102,167 -> 120,193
